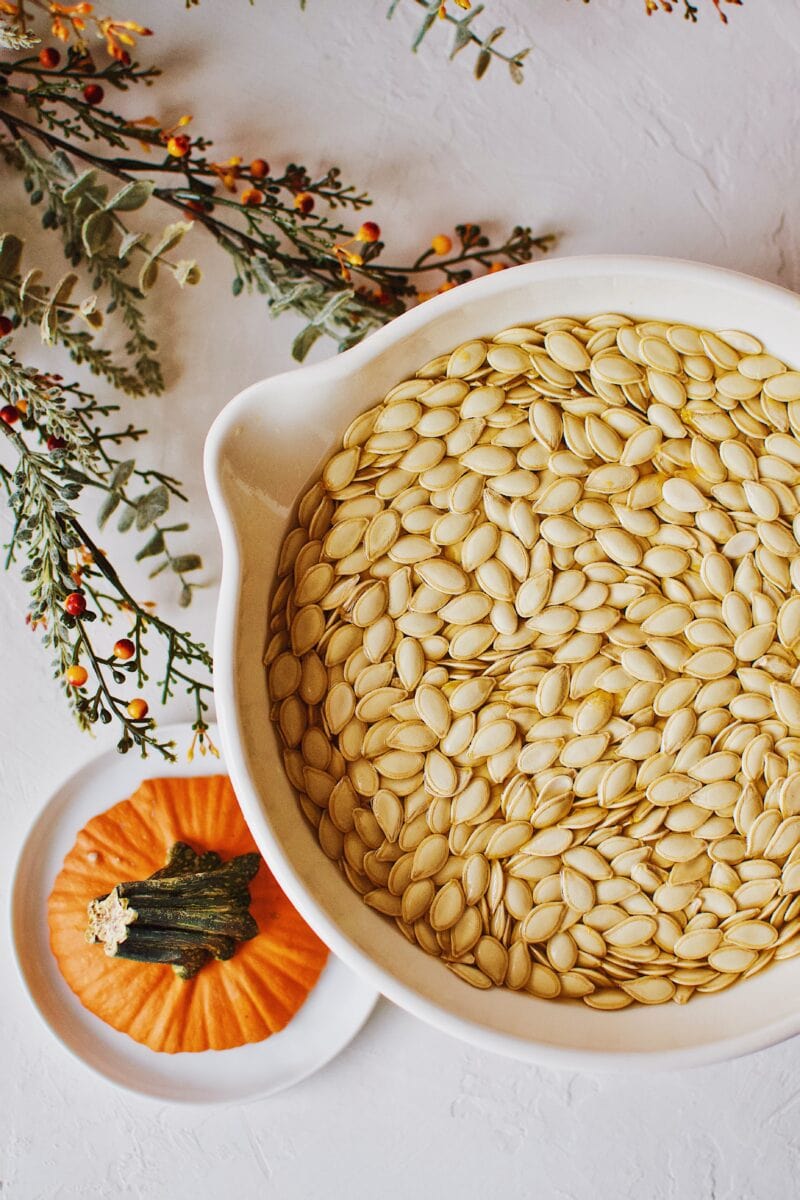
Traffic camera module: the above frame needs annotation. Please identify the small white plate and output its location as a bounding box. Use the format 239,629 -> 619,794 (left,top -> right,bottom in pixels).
10,723 -> 377,1103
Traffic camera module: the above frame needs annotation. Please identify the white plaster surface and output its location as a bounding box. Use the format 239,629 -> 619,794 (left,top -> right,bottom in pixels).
3,1 -> 800,1196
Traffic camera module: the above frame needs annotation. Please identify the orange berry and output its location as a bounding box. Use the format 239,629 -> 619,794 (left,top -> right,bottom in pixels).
66,665 -> 88,688
250,158 -> 270,179
241,187 -> 264,207
167,134 -> 190,158
431,234 -> 452,256
113,638 -> 135,661
357,221 -> 381,243
39,47 -> 60,68
488,261 -> 506,273
126,697 -> 149,720
437,280 -> 458,293
294,192 -> 314,215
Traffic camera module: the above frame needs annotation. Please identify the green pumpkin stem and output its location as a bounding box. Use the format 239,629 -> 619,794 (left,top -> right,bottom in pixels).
86,841 -> 261,979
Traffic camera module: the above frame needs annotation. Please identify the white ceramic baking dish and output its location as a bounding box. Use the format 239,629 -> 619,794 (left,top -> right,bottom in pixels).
204,254 -> 800,1070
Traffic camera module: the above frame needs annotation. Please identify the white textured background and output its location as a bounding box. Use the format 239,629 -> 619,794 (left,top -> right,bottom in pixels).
3,2 -> 800,1196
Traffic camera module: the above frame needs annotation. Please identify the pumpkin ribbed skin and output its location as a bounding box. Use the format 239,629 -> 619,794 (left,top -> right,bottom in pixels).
47,776 -> 328,1053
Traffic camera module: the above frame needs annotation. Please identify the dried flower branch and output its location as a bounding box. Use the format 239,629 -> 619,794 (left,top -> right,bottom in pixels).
0,5 -> 554,756
323,0 -> 742,86
643,0 -> 743,20
0,36 -> 554,357
0,343 -> 212,760
0,0 -> 152,59
387,0 -> 531,84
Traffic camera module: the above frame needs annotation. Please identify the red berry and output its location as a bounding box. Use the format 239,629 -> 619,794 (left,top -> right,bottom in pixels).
250,158 -> 269,179
83,84 -> 104,106
66,665 -> 88,688
294,192 -> 314,215
241,187 -> 264,207
0,316 -> 13,336
0,405 -> 19,425
64,591 -> 87,616
166,134 -> 191,158
357,221 -> 381,243
39,47 -> 60,68
113,638 -> 135,661
47,435 -> 66,451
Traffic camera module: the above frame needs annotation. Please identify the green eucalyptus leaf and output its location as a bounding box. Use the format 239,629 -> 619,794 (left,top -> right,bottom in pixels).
135,484 -> 169,530
109,459 -> 135,489
135,528 -> 166,560
292,324 -> 323,362
41,272 -> 80,339
105,181 -> 154,213
450,23 -> 474,56
73,194 -> 98,223
97,491 -> 121,529
62,170 -> 99,205
170,554 -> 202,574
475,47 -> 492,78
313,288 -> 354,327
19,268 -> 44,316
150,220 -> 193,260
411,0 -> 440,52
0,233 -> 24,279
119,231 -> 146,260
82,210 -> 114,257
39,301 -> 60,346
138,257 -> 159,293
52,151 -> 76,179
173,259 -> 202,287
117,504 -> 137,533
52,273 -> 79,307
79,294 -> 103,329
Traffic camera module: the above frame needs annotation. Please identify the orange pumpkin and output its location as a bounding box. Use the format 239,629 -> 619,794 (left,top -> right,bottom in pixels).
47,775 -> 328,1053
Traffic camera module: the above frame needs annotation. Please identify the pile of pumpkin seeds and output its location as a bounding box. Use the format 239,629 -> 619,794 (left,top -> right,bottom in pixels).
266,313 -> 800,1010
